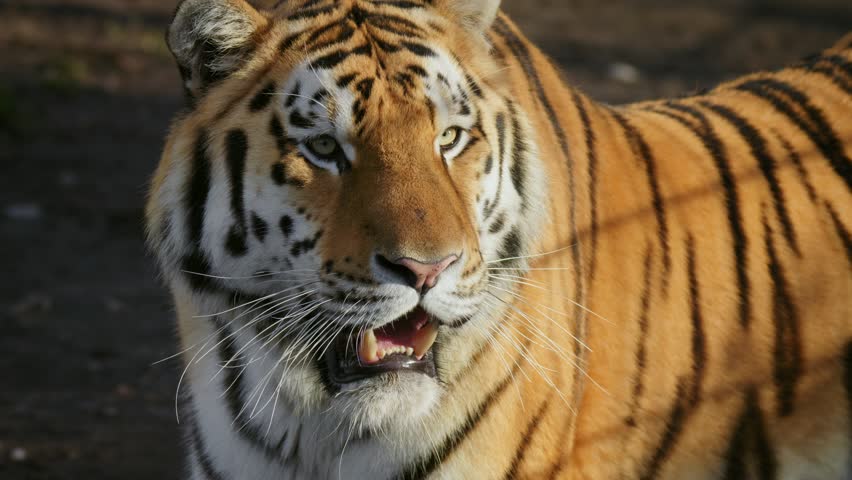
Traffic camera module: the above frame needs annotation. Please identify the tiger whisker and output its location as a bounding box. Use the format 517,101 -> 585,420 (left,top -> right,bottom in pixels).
486,285 -> 593,352
487,267 -> 574,271
489,274 -> 615,325
195,289 -> 321,367
486,244 -> 576,265
484,292 -> 609,397
484,315 -> 577,414
193,283 -> 311,319
269,92 -> 333,115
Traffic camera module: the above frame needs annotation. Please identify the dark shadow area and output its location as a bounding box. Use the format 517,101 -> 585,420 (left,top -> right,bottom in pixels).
1,0 -> 847,478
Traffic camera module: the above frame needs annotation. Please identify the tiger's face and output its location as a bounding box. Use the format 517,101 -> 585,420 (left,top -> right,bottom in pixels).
148,0 -> 543,434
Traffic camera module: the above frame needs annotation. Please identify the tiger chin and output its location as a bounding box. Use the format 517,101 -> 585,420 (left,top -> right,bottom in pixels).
146,0 -> 852,478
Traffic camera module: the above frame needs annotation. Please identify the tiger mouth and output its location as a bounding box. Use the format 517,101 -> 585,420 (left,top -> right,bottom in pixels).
324,307 -> 439,384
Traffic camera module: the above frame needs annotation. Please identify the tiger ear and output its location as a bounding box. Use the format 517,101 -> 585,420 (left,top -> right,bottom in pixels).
167,0 -> 268,101
435,0 -> 501,34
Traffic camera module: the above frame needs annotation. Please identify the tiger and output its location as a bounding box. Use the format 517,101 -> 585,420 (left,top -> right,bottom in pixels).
144,0 -> 852,478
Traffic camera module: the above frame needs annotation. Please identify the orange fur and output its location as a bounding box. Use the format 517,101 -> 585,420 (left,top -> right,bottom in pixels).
146,1 -> 852,478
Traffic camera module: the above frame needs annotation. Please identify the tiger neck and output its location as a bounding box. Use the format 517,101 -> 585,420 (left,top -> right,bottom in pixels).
483,14 -> 648,454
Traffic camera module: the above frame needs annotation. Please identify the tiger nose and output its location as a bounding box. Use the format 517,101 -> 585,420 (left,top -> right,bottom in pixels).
375,254 -> 459,292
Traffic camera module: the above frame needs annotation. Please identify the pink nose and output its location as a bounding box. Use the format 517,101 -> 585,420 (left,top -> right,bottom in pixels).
393,255 -> 459,291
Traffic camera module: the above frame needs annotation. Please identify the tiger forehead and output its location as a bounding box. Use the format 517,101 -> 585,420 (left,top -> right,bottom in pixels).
276,36 -> 477,140
273,0 -> 448,56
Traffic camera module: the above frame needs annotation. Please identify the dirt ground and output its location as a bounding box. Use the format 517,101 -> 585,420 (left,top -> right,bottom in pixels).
1,1 -> 849,478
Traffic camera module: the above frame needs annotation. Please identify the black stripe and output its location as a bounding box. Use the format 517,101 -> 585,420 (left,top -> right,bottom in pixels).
799,54 -> 852,95
189,418 -> 228,480
396,343 -> 528,480
352,99 -> 367,125
183,130 -> 216,291
762,210 -> 802,417
187,131 -> 211,248
289,110 -> 314,129
639,235 -> 706,479
279,33 -> 302,52
612,112 -> 672,292
336,73 -> 358,88
365,13 -> 426,36
304,21 -> 340,45
286,4 -> 336,21
483,155 -> 494,175
483,111 -> 506,221
375,38 -> 402,53
686,234 -> 706,407
493,22 -> 587,388
370,0 -> 424,9
640,380 -> 690,480
279,215 -> 294,238
701,101 -> 799,255
843,341 -> 852,442
496,227 -> 523,270
453,133 -> 480,160
503,398 -> 551,480
492,18 -> 581,298
213,318 -> 286,465
248,82 -> 276,112
407,64 -> 428,78
308,22 -> 355,48
251,213 -> 268,242
284,82 -> 300,108
825,201 -> 852,265
735,78 -> 852,193
723,389 -> 777,480
653,103 -> 752,328
225,130 -> 249,257
182,251 -> 218,292
808,62 -> 852,95
401,41 -> 436,57
369,20 -> 425,39
774,133 -> 818,204
626,243 -> 654,427
269,114 -> 294,158
509,105 -> 528,210
466,73 -> 484,98
574,92 -> 599,280
312,89 -> 329,105
311,43 -> 372,70
312,24 -> 358,53
356,78 -> 375,99
488,212 -> 506,234
723,404 -> 749,479
821,54 -> 852,79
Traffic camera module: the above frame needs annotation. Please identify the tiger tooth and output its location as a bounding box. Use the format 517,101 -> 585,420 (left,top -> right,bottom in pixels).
406,347 -> 414,356
359,329 -> 378,363
378,349 -> 386,359
413,321 -> 439,358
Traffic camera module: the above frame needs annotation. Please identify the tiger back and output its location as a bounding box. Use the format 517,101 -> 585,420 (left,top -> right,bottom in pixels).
145,0 -> 852,478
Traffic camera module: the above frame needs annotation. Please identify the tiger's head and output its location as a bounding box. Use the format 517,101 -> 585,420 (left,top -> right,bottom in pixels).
147,0 -> 545,435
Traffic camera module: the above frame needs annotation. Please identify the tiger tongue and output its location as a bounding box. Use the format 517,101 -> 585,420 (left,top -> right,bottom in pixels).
358,308 -> 438,364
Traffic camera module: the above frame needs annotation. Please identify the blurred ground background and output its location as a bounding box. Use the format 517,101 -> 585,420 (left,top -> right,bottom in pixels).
1,0 -> 849,478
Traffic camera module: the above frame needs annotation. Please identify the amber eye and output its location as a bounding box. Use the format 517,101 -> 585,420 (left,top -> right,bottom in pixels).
438,127 -> 462,152
306,135 -> 339,157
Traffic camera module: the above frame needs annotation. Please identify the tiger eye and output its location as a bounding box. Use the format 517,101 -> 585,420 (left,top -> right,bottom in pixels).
439,127 -> 462,151
308,135 -> 339,157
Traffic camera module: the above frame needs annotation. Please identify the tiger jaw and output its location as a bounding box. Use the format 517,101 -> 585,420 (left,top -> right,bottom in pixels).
324,306 -> 441,386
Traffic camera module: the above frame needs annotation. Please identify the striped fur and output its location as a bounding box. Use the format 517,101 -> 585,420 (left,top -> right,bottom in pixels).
146,1 -> 852,478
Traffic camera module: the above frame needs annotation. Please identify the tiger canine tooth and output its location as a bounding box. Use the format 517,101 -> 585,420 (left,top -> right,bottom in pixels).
413,322 -> 438,358
360,329 -> 378,363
